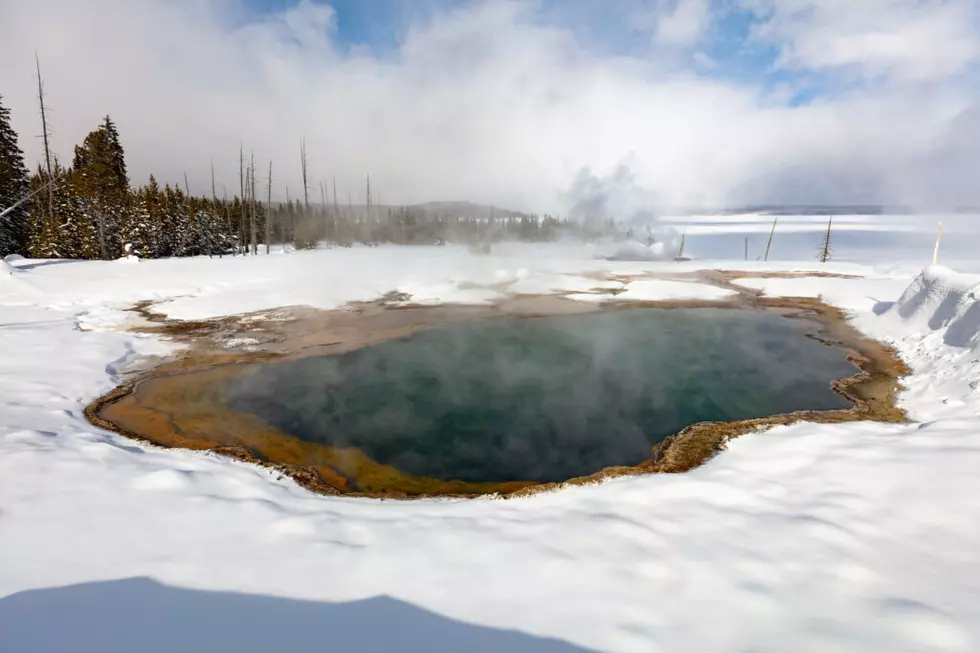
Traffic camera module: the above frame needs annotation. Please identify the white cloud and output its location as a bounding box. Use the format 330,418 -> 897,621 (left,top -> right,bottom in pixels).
744,0 -> 980,82
655,0 -> 713,46
0,0 -> 977,213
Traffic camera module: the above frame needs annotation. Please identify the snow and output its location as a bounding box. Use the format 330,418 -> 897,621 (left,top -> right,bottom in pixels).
2,216 -> 980,652
609,278 -> 736,302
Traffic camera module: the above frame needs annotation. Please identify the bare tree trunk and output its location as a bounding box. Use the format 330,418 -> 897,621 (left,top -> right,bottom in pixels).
300,139 -> 309,211
266,160 -> 272,255
333,176 -> 340,244
764,216 -> 777,262
285,183 -> 293,247
319,179 -> 327,243
250,151 -> 257,255
239,146 -> 246,255
819,215 -> 833,263
95,209 -> 107,260
35,53 -> 55,234
243,164 -> 250,255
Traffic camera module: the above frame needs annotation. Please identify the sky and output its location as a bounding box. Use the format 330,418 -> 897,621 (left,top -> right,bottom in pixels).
0,0 -> 978,213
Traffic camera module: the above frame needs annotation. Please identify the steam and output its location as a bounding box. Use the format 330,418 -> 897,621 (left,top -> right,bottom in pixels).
565,163 -> 682,260
1,0 -> 978,211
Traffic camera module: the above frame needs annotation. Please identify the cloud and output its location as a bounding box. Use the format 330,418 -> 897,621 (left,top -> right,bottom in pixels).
743,0 -> 980,82
0,0 -> 978,214
655,0 -> 713,46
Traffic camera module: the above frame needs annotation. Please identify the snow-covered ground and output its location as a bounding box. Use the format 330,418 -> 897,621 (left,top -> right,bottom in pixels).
2,215 -> 980,652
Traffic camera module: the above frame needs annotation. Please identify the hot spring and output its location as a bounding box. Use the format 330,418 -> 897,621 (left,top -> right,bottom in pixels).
221,308 -> 855,486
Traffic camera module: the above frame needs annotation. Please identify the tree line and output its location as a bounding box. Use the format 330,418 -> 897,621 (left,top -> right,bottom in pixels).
0,76 -> 587,261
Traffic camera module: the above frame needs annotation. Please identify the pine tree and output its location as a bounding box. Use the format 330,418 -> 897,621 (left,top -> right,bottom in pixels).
0,94 -> 30,257
26,160 -> 97,259
163,184 -> 194,256
59,168 -> 100,259
122,175 -> 160,258
72,115 -> 130,258
27,166 -> 59,258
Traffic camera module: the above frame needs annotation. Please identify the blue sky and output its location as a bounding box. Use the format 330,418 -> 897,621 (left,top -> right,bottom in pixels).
3,0 -> 979,208
242,0 -> 821,104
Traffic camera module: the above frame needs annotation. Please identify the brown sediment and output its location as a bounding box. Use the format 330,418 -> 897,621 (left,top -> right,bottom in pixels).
85,271 -> 909,499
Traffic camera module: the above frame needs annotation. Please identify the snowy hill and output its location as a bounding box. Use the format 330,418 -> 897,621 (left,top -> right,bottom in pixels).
892,266 -> 980,351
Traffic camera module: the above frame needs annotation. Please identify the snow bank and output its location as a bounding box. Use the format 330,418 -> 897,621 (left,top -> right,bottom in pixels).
891,266 -> 980,350
3,242 -> 980,652
603,278 -> 735,302
0,259 -> 40,301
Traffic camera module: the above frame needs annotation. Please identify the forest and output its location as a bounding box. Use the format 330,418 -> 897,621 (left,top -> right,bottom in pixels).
0,86 -> 598,260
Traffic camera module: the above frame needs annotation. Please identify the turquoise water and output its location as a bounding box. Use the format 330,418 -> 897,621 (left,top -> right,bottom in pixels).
226,308 -> 854,483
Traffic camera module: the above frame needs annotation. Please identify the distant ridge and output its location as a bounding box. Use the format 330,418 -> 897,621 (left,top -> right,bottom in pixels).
408,201 -> 528,219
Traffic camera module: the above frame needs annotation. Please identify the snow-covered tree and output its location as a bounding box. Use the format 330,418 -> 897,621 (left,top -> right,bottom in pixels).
123,175 -> 161,259
72,115 -> 130,258
0,94 -> 29,257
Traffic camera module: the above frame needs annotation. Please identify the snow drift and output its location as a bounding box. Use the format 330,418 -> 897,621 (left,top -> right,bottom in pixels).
892,266 -> 980,351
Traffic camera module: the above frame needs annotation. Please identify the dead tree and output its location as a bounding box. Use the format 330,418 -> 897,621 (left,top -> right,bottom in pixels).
266,160 -> 272,254
250,151 -> 257,255
285,183 -> 293,247
818,215 -> 833,263
238,145 -> 246,255
333,176 -> 340,243
300,139 -> 309,211
320,179 -> 327,242
764,216 -> 778,262
34,54 -> 55,232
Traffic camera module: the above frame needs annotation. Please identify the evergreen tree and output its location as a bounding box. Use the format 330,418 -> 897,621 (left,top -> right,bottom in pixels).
27,166 -> 59,258
163,184 -> 193,256
0,94 -> 30,257
59,169 -> 100,259
72,115 -> 129,258
25,160 -> 98,258
122,175 -> 160,258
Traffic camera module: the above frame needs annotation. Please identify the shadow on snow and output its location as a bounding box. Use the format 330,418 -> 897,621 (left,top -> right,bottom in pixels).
0,577 -> 595,653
